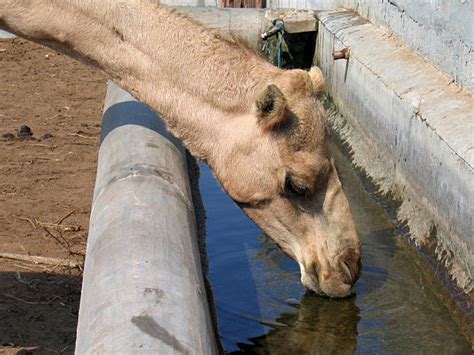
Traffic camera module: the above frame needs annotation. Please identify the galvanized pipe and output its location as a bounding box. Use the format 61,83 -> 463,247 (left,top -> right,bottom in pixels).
75,82 -> 218,354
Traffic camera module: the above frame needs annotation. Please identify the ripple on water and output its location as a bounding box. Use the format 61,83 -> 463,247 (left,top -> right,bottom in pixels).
199,141 -> 472,354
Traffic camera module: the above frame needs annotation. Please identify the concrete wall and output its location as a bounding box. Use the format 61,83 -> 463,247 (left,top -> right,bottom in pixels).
177,7 -> 266,49
315,10 -> 473,294
267,0 -> 473,93
161,0 -> 219,7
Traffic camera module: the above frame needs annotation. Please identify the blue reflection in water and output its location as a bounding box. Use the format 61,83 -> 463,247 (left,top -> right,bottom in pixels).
199,164 -> 265,350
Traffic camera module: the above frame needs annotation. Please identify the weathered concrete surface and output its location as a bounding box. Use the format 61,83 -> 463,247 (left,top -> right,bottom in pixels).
177,7 -> 318,47
268,0 -> 473,93
315,10 -> 473,294
265,10 -> 317,33
76,82 -> 218,354
177,7 -> 266,48
161,0 -> 218,8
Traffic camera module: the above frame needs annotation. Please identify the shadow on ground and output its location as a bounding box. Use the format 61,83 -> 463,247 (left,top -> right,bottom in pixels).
0,264 -> 81,355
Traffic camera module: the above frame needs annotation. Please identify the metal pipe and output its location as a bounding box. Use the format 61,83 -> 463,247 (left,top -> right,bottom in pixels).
333,47 -> 351,60
261,20 -> 284,40
75,82 -> 218,354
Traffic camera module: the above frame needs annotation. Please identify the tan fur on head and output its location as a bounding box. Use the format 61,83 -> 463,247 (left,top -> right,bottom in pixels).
308,66 -> 325,96
274,68 -> 325,99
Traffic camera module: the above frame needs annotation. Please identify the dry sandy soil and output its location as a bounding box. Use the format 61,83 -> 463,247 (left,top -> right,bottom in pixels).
1,38 -> 106,354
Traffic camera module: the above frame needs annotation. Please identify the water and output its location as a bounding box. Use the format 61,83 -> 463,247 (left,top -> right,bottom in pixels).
199,142 -> 472,354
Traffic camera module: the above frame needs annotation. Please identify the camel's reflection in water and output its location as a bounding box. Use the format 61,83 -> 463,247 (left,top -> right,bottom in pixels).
231,234 -> 359,354
234,291 -> 359,354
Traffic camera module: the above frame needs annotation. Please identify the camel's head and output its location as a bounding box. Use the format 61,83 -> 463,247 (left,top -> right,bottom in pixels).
213,67 -> 361,298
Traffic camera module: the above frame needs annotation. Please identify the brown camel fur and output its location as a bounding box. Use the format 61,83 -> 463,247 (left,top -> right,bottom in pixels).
1,0 -> 361,297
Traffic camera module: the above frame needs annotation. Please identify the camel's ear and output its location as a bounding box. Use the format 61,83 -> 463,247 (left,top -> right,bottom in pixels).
308,66 -> 325,96
256,84 -> 288,132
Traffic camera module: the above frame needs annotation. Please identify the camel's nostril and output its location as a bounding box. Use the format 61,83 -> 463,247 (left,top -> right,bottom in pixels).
338,249 -> 362,285
339,259 -> 353,284
306,262 -> 319,283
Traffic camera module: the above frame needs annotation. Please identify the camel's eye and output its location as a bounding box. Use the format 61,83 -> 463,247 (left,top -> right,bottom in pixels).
283,174 -> 310,198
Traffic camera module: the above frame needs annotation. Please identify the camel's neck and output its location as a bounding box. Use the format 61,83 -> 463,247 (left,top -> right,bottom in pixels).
0,0 -> 280,160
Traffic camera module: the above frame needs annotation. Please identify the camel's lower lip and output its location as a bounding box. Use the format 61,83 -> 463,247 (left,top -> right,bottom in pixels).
308,286 -> 356,299
302,277 -> 355,298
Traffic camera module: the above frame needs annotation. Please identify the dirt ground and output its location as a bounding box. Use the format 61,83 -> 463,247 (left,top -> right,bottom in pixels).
0,38 -> 106,354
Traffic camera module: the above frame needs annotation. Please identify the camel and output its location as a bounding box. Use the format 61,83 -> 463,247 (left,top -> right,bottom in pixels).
1,0 -> 361,298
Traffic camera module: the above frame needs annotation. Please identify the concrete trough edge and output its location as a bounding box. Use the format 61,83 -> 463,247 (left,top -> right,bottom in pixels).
75,82 -> 218,354
314,10 -> 473,294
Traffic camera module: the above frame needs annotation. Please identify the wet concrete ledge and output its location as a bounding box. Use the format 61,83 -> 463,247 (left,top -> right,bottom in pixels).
75,82 -> 218,354
315,10 -> 473,295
